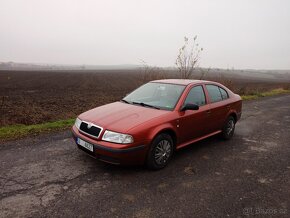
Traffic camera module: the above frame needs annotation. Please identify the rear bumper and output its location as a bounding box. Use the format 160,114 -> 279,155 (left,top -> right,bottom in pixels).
71,126 -> 149,165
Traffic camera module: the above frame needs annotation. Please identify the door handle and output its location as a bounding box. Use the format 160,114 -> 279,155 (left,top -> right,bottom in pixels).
206,110 -> 211,114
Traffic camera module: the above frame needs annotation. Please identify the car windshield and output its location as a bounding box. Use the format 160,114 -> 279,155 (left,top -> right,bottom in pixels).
123,82 -> 185,110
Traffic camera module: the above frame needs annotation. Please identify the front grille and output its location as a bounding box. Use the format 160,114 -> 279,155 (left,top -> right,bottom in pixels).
79,122 -> 102,138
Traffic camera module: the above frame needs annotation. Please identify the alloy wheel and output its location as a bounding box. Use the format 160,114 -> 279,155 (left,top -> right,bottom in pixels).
154,140 -> 172,165
226,119 -> 235,135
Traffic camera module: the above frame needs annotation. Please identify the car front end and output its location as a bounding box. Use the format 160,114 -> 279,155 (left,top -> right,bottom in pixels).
71,117 -> 150,165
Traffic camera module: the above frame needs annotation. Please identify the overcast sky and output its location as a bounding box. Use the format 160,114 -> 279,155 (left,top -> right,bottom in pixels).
0,0 -> 289,69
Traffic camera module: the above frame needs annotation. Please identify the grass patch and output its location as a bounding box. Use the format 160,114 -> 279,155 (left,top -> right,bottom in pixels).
241,88 -> 290,100
0,118 -> 75,141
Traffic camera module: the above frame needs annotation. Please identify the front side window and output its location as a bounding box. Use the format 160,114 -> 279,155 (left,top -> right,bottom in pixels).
206,85 -> 223,103
123,82 -> 185,110
184,85 -> 206,106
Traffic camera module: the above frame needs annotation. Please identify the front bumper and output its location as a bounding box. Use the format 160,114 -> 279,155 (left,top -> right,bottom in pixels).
71,125 -> 149,165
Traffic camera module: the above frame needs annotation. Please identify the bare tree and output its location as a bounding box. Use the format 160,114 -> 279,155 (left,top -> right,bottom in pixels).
175,36 -> 203,79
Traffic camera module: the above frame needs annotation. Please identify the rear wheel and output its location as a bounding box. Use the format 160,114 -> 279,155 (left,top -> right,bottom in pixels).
221,116 -> 235,140
146,133 -> 174,170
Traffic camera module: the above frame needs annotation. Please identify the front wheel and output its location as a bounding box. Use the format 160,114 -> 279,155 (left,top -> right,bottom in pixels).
146,133 -> 174,170
221,116 -> 235,140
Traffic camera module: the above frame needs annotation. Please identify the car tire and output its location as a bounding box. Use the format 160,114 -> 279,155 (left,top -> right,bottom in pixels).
221,116 -> 235,140
146,133 -> 174,170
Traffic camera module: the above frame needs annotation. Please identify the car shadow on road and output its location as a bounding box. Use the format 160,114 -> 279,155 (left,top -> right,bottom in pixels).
77,134 -> 232,177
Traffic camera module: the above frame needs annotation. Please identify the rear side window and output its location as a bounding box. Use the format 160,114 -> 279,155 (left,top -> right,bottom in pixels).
219,87 -> 229,100
206,85 -> 223,103
184,85 -> 206,106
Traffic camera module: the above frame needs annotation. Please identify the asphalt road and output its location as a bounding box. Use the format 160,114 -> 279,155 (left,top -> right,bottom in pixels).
1,95 -> 290,218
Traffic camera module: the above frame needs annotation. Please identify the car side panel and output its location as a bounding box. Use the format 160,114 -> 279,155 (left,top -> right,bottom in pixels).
224,98 -> 242,123
177,104 -> 211,144
128,112 -> 180,145
202,83 -> 241,132
207,100 -> 232,132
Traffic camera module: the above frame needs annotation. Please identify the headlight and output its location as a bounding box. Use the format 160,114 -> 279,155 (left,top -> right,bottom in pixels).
102,130 -> 134,144
75,118 -> 82,129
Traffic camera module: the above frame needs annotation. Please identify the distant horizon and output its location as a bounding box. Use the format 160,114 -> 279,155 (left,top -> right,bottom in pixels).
1,61 -> 290,72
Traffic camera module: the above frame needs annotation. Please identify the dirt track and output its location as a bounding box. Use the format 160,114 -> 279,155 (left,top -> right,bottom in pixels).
0,95 -> 290,217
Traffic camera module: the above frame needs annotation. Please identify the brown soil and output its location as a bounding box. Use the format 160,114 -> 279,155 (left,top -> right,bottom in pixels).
0,70 -> 288,126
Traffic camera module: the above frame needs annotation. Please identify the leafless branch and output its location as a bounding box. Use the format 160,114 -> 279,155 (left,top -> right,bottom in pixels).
176,36 -> 203,79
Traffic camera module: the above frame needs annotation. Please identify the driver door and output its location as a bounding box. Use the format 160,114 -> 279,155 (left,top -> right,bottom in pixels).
178,85 -> 211,144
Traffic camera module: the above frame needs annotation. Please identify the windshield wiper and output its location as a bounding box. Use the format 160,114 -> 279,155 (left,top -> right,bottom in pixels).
132,102 -> 160,110
120,99 -> 131,104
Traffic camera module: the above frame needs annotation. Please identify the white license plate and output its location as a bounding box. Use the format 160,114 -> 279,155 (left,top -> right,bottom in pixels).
77,138 -> 94,152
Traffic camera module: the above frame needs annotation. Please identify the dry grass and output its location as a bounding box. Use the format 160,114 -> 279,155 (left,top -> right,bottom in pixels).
241,88 -> 290,100
0,119 -> 75,141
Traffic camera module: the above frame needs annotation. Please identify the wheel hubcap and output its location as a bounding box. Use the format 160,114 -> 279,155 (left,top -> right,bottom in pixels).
226,120 -> 234,135
154,140 -> 172,165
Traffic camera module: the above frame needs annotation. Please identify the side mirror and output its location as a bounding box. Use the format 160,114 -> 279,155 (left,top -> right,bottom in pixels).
181,103 -> 199,111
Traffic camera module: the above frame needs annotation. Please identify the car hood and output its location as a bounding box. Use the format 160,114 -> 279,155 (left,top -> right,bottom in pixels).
79,102 -> 170,132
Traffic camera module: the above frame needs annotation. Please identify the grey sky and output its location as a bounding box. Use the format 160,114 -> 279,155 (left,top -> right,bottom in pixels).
0,0 -> 289,69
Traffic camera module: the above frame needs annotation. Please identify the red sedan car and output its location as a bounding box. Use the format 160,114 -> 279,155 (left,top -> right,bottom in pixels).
72,79 -> 242,169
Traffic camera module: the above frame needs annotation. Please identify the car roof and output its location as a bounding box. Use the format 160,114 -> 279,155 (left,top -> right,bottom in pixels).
151,79 -> 211,86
